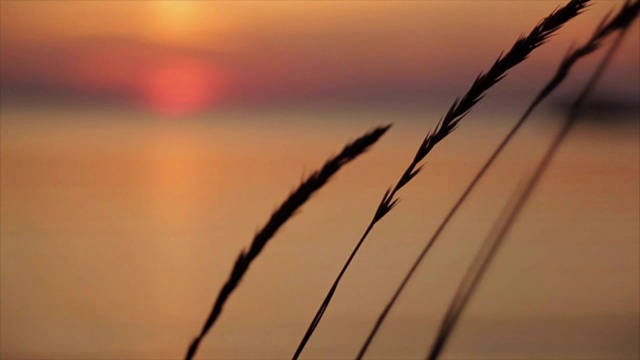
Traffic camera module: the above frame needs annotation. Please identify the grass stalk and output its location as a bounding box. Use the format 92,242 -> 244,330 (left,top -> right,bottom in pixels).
184,124 -> 391,360
357,1 -> 639,358
424,3 -> 638,359
292,1 -> 590,358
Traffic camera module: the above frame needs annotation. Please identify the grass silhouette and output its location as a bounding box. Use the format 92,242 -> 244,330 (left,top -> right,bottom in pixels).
356,1 -> 639,358
425,3 -> 639,359
292,1 -> 590,358
182,1 -> 640,358
185,125 -> 390,360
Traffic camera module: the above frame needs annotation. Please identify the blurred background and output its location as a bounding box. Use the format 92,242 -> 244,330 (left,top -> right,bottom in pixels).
1,1 -> 638,359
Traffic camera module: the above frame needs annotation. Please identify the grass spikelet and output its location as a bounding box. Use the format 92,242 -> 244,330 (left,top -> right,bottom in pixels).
424,3 -> 638,359
356,1 -> 639,357
293,1 -> 589,358
184,124 -> 391,360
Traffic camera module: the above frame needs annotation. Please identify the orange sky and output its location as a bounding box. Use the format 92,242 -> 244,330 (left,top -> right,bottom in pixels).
1,1 -> 638,115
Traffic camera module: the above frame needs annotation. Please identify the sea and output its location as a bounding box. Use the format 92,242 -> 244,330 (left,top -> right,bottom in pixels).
1,102 -> 638,359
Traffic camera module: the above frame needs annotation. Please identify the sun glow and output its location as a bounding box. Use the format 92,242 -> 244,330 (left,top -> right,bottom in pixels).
141,57 -> 224,117
150,1 -> 205,46
137,2 -> 226,116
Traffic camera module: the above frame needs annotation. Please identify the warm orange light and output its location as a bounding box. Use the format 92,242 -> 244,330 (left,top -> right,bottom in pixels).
141,58 -> 223,117
150,1 -> 201,45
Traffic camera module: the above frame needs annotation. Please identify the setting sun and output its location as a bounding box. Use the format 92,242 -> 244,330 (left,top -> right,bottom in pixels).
141,57 -> 224,117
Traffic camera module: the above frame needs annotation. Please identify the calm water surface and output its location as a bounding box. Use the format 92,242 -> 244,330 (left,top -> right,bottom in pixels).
1,105 -> 638,359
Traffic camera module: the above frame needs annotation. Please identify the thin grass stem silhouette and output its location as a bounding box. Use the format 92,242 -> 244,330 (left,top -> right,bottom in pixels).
424,5 -> 637,360
184,124 -> 390,360
291,1 -> 589,358
356,1 -> 639,358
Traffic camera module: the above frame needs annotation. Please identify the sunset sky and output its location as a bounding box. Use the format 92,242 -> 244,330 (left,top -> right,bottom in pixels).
2,1 -> 638,116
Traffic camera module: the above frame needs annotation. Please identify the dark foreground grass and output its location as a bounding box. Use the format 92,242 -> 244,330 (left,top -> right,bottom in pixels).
425,3 -> 639,359
184,124 -> 390,360
357,1 -> 639,358
292,1 -> 590,358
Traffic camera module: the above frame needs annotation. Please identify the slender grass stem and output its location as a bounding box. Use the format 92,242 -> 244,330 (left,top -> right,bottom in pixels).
424,5 -> 637,359
291,1 -> 590,358
356,1 -> 639,358
292,221 -> 377,359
